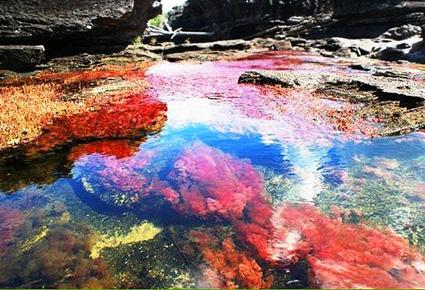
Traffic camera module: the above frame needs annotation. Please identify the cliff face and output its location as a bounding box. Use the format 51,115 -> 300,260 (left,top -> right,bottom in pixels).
0,0 -> 159,53
168,0 -> 425,39
328,0 -> 425,37
167,0 -> 332,38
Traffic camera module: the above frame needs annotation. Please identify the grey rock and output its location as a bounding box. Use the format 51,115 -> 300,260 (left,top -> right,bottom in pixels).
168,0 -> 425,40
273,40 -> 293,51
167,0 -> 333,39
143,39 -> 251,54
0,0 -> 159,54
350,64 -> 375,72
376,47 -> 407,61
380,24 -> 422,41
238,69 -> 425,106
396,43 -> 412,49
0,45 -> 45,71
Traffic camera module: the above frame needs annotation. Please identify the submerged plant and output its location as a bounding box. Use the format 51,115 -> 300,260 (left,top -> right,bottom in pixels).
0,222 -> 116,288
168,141 -> 265,221
91,222 -> 162,259
190,231 -> 273,289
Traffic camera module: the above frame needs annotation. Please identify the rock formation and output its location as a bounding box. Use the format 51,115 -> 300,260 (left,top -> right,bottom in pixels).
0,0 -> 160,54
168,0 -> 425,39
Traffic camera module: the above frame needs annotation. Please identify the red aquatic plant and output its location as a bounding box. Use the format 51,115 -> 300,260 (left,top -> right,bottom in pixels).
29,93 -> 167,153
0,206 -> 24,255
36,63 -> 150,85
239,203 -> 425,288
0,63 -> 153,151
70,138 -> 425,288
191,231 -> 273,289
169,142 -> 264,221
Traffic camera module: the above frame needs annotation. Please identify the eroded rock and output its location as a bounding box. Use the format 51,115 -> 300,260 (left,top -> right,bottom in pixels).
0,45 -> 45,71
0,0 -> 160,54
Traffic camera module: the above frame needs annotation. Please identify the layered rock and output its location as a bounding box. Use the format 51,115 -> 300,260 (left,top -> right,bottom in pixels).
0,0 -> 160,55
167,0 -> 332,39
326,0 -> 425,38
168,0 -> 425,39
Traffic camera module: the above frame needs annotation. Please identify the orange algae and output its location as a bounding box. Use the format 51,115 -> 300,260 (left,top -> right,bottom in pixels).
0,63 -> 153,152
191,231 -> 273,289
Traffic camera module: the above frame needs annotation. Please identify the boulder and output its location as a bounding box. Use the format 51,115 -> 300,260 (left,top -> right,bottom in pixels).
0,0 -> 160,54
375,47 -> 406,61
0,45 -> 45,71
379,24 -> 422,41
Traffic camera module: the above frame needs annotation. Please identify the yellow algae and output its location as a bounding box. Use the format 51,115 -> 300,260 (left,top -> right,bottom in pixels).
21,226 -> 49,252
90,222 -> 161,259
58,211 -> 71,224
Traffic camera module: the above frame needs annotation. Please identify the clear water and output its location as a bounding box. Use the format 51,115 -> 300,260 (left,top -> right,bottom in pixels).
0,52 -> 424,288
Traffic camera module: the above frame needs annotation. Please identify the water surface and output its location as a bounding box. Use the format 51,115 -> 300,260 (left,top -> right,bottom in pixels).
1,52 -> 424,288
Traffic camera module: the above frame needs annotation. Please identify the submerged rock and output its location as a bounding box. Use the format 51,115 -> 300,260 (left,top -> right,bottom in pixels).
238,69 -> 425,135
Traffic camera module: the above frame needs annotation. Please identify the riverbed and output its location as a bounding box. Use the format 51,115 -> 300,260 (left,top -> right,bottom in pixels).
0,52 -> 424,288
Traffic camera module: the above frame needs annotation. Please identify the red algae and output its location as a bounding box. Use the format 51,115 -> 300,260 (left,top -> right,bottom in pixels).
0,62 -> 153,151
166,143 -> 425,288
238,203 -> 425,288
280,204 -> 425,289
28,93 -> 167,154
191,231 -> 273,289
169,142 -> 264,221
35,63 -> 150,85
71,139 -> 425,288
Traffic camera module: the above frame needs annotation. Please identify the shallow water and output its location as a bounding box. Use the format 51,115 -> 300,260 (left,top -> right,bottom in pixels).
1,52 -> 425,288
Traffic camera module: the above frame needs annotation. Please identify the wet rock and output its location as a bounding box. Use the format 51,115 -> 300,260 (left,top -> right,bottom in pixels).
376,47 -> 407,61
406,40 -> 425,63
238,69 -> 425,106
0,0 -> 160,54
143,39 -> 251,55
379,24 -> 422,41
349,64 -> 375,72
273,40 -> 293,51
0,45 -> 45,71
238,71 -> 299,87
238,69 -> 425,135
